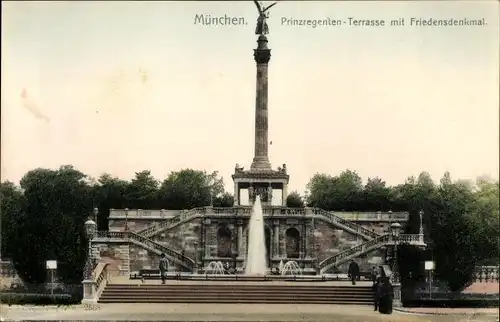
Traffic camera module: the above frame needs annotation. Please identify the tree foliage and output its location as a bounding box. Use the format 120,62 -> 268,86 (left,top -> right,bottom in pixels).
306,170 -> 499,292
286,191 -> 304,208
1,165 -> 497,293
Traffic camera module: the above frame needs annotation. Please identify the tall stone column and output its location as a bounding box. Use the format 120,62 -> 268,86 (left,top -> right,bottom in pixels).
251,35 -> 272,171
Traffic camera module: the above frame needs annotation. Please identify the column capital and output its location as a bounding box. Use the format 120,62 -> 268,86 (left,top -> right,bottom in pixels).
254,49 -> 271,64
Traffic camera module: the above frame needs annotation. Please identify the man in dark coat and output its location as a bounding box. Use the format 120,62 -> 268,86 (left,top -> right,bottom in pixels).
372,276 -> 381,311
378,277 -> 394,314
348,260 -> 360,285
159,253 -> 169,284
371,266 -> 379,282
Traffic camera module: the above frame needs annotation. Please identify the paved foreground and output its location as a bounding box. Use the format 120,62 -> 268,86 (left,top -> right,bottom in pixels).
1,304 -> 499,321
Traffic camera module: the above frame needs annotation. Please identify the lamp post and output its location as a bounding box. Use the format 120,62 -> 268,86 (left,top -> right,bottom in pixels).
390,222 -> 402,307
388,210 -> 393,224
124,208 -> 129,231
84,217 -> 97,280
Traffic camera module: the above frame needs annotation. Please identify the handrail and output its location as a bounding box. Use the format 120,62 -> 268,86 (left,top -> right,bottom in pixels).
95,231 -> 195,271
137,207 -> 208,238
319,234 -> 391,271
134,206 -> 385,241
93,263 -> 110,299
311,208 -> 380,239
318,233 -> 425,273
128,231 -> 195,269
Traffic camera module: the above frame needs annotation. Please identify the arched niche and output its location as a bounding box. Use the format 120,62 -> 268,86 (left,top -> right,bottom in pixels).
285,227 -> 300,258
217,225 -> 232,257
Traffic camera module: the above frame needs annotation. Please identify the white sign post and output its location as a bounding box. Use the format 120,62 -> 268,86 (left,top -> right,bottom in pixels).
424,261 -> 435,299
46,260 -> 57,295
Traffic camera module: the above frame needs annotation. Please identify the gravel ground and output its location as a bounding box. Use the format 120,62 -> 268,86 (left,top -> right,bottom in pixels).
1,304 -> 499,322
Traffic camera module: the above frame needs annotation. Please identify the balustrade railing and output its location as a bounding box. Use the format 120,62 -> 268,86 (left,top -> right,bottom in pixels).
319,233 -> 425,272
399,234 -> 423,244
82,262 -> 110,303
94,263 -> 110,298
137,207 -> 207,237
94,231 -> 194,270
319,234 -> 390,270
127,206 -> 404,241
311,208 -> 380,239
473,266 -> 500,283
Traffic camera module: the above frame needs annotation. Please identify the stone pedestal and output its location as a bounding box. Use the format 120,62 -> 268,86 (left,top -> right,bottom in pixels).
81,279 -> 97,304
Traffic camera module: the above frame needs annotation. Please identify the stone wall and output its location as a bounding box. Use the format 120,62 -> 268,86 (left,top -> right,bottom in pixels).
129,244 -> 157,271
312,220 -> 359,262
109,219 -> 164,232
92,242 -> 130,275
99,214 -> 405,274
309,218 -> 392,274
152,218 -> 202,260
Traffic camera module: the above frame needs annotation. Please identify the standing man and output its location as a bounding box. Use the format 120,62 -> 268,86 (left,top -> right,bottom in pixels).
371,266 -> 378,282
372,276 -> 381,311
159,253 -> 169,284
348,260 -> 360,285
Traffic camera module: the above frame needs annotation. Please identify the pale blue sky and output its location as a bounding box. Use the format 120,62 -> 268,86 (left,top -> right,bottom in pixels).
2,1 -> 499,194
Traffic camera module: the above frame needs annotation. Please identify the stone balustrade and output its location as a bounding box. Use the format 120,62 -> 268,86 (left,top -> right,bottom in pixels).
109,207 -> 409,221
82,262 -> 110,304
473,266 -> 499,283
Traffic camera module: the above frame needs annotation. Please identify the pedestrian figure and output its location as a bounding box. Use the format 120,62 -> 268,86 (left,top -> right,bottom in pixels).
159,253 -> 169,284
348,260 -> 360,285
378,276 -> 394,314
372,276 -> 381,311
371,266 -> 378,282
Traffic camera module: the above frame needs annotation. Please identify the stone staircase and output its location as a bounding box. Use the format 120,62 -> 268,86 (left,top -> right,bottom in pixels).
99,283 -> 373,304
319,234 -> 425,274
310,208 -> 380,240
136,206 -> 381,241
136,207 -> 206,238
95,231 -> 195,271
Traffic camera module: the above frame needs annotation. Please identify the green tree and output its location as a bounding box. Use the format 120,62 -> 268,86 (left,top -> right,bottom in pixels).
286,191 -> 304,208
125,170 -> 159,209
0,181 -> 26,259
93,173 -> 130,230
431,175 -> 479,292
362,177 -> 391,211
213,192 -> 234,207
306,170 -> 363,210
157,169 -> 225,209
470,177 -> 499,265
15,166 -> 92,284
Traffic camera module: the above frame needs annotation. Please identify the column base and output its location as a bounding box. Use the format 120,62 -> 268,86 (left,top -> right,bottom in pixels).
250,157 -> 272,171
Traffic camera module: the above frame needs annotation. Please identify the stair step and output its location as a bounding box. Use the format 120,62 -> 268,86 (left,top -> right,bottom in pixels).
102,290 -> 371,295
98,298 -> 372,304
107,284 -> 371,289
101,294 -> 372,299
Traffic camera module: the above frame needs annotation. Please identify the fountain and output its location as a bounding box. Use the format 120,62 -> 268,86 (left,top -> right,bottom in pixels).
206,261 -> 225,275
245,196 -> 268,276
281,261 -> 302,276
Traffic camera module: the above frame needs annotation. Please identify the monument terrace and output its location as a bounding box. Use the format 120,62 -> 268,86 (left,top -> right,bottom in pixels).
82,1 -> 425,306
